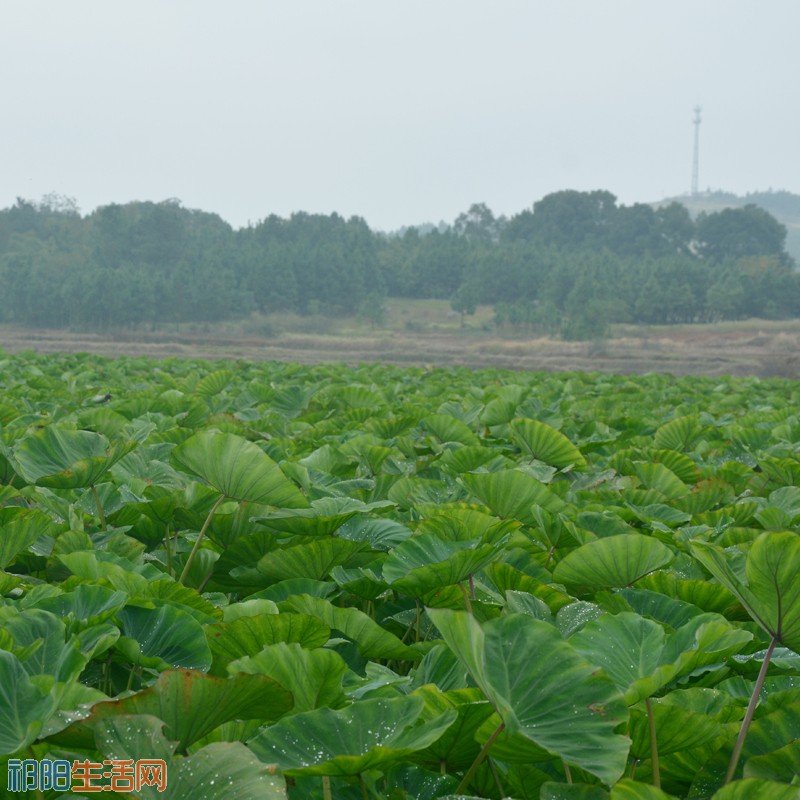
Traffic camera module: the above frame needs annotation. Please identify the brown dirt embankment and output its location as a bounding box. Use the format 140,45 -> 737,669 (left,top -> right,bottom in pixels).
1,323 -> 798,379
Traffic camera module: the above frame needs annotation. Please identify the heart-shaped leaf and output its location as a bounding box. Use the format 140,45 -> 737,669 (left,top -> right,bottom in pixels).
248,695 -> 455,776
691,533 -> 800,653
428,609 -> 630,784
171,431 -> 308,507
13,427 -> 137,489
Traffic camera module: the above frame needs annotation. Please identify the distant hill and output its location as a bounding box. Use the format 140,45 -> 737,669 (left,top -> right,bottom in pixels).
651,190 -> 800,265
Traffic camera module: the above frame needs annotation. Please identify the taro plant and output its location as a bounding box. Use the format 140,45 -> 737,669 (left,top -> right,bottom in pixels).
9,426 -> 139,528
1,351 -> 800,798
169,431 -> 308,584
690,532 -> 800,785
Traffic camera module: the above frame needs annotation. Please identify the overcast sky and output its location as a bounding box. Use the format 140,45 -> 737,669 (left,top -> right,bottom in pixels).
2,1 -> 798,230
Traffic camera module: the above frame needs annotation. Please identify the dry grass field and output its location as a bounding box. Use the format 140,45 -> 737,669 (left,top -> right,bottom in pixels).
2,300 -> 799,378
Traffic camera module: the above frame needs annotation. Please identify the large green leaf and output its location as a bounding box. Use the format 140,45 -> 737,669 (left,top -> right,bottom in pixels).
428,609 -> 631,784
207,612 -> 330,675
654,416 -> 702,452
382,532 -> 503,596
228,642 -> 348,712
691,532 -> 800,653
12,426 -> 137,488
93,714 -> 287,799
510,418 -> 587,469
461,469 -> 566,522
744,739 -> 800,783
52,669 -> 294,751
635,572 -> 738,616
635,463 -> 689,500
628,702 -> 722,758
116,604 -> 212,671
422,413 -> 480,446
171,431 -> 308,507
0,507 -> 62,569
410,686 -> 494,771
0,649 -> 57,754
540,783 -> 610,800
256,538 -> 367,582
248,695 -> 456,775
283,594 -> 422,662
611,780 -> 679,799
570,612 -> 752,705
253,497 -> 393,536
709,779 -> 800,799
553,534 -> 675,591
438,444 -> 509,475
144,579 -> 223,623
30,584 -> 128,627
5,608 -> 88,683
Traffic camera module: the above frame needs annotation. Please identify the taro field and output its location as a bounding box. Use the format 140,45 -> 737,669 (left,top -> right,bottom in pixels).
1,351 -> 800,800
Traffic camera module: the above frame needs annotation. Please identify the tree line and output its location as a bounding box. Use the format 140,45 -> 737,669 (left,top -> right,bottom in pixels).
0,190 -> 797,337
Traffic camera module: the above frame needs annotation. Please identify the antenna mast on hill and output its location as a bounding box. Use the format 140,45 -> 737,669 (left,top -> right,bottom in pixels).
691,105 -> 702,196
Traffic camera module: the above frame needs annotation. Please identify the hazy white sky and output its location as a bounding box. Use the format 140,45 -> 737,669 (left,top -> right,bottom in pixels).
2,1 -> 798,230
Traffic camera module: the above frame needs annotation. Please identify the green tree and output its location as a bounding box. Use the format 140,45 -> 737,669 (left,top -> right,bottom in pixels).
695,205 -> 791,265
449,282 -> 481,326
453,202 -> 505,243
357,292 -> 387,328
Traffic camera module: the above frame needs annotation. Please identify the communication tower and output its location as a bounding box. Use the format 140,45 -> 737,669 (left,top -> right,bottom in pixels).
691,106 -> 702,196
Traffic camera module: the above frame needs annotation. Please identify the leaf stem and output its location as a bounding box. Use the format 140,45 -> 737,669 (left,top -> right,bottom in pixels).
28,748 -> 44,800
455,720 -> 505,794
488,757 -> 505,796
563,761 -> 573,784
322,776 -> 332,800
103,652 -> 113,694
126,665 -> 135,692
646,696 -> 660,788
458,581 -> 474,615
197,563 -> 217,593
164,525 -> 172,577
178,494 -> 226,585
724,635 -> 778,785
91,484 -> 107,530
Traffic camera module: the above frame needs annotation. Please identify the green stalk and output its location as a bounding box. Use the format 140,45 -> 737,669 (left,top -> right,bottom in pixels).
724,635 -> 778,785
178,494 -> 226,585
646,696 -> 660,788
488,758 -> 505,796
455,721 -> 505,794
458,582 -> 474,615
164,525 -> 173,577
28,748 -> 44,800
197,562 -> 217,593
322,776 -> 332,800
399,618 -> 415,644
103,652 -> 113,694
126,664 -> 140,692
91,484 -> 107,530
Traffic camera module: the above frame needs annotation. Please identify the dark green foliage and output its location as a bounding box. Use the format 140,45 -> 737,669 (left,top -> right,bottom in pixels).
1,352 -> 800,796
0,190 -> 797,335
